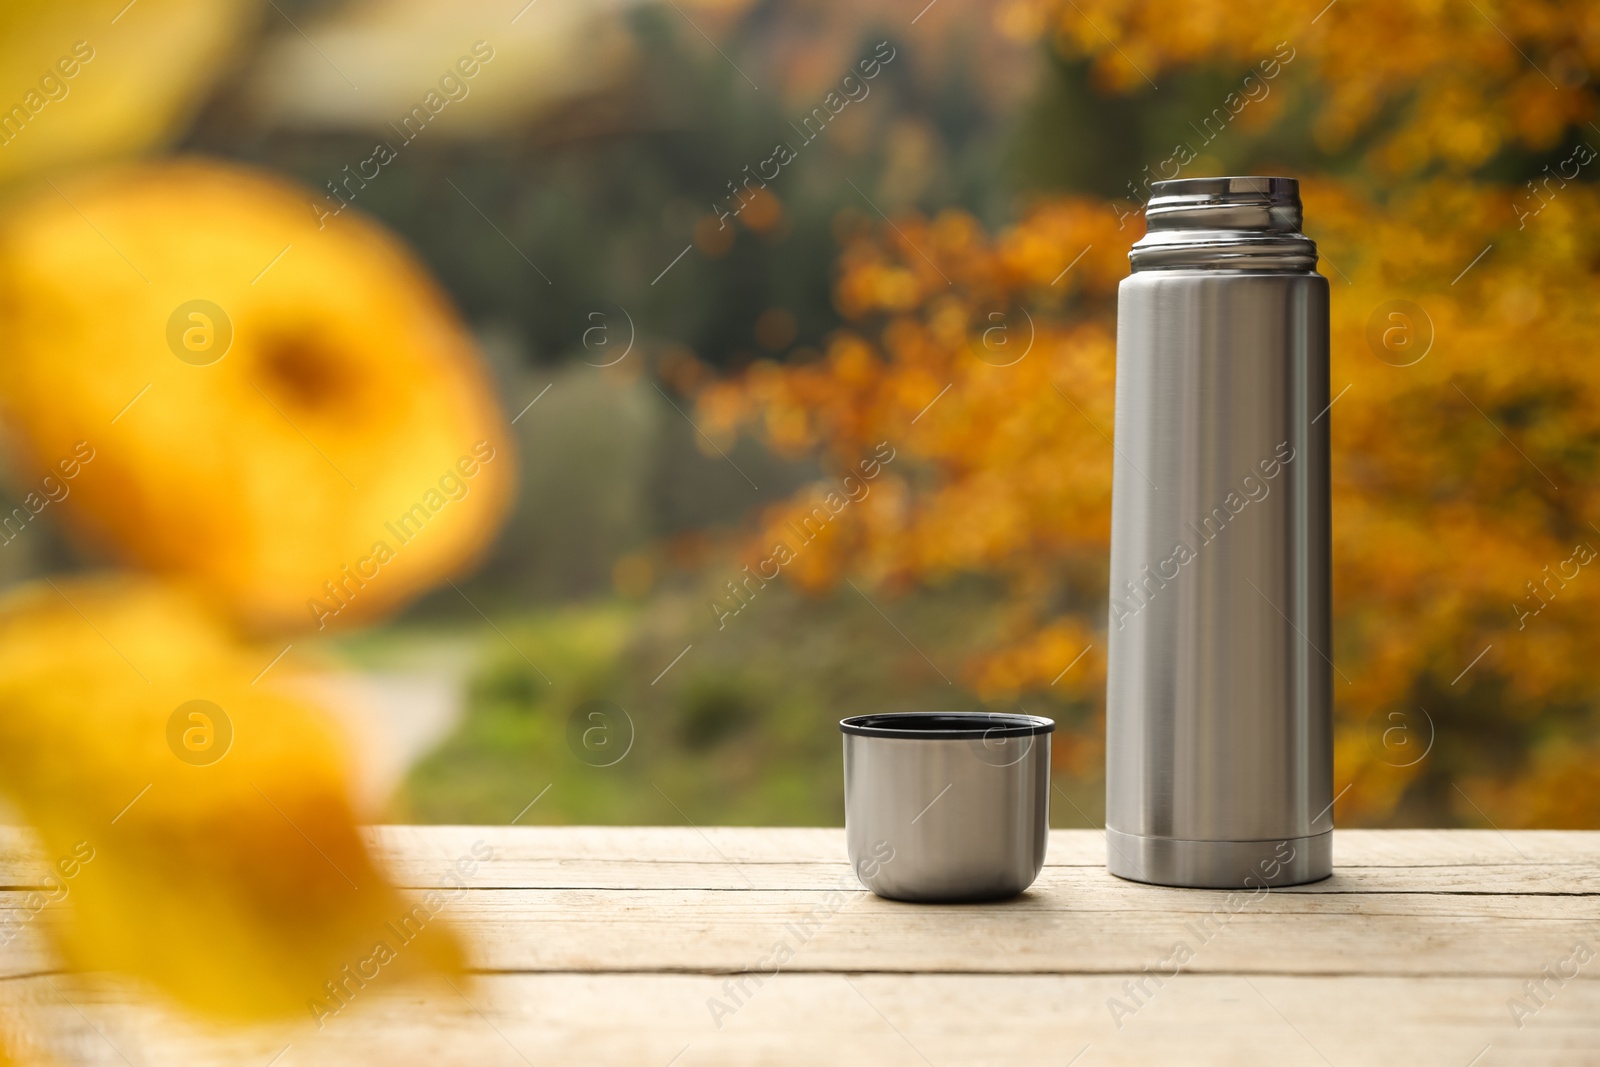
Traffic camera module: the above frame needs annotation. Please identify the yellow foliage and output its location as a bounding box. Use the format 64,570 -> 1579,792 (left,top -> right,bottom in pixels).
0,575 -> 463,1020
1008,0 -> 1597,175
704,174 -> 1600,826
0,160 -> 515,633
0,0 -> 258,183
698,0 -> 1600,831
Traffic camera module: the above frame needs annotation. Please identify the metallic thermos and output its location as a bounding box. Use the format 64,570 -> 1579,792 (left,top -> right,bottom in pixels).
1105,176 -> 1332,888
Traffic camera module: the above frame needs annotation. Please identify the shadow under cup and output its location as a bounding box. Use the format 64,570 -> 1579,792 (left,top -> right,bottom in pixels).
841,712 -> 1055,903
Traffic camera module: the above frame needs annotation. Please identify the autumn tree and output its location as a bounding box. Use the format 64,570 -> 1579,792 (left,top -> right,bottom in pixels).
699,0 -> 1600,827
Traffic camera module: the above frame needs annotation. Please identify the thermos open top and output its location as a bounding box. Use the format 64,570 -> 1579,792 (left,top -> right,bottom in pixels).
839,712 -> 1056,739
1144,175 -> 1303,230
1130,175 -> 1319,272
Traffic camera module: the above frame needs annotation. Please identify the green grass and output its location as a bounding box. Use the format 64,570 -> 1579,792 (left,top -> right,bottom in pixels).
379,582 -> 1104,827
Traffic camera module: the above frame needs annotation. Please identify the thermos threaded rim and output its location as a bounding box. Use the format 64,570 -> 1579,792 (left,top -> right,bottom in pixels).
1145,176 -> 1302,230
1130,175 -> 1318,272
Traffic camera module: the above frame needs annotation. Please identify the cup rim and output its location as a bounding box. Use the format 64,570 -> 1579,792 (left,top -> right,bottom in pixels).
839,711 -> 1056,739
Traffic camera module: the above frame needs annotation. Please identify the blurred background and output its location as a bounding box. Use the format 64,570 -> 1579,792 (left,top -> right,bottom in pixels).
2,0 -> 1598,839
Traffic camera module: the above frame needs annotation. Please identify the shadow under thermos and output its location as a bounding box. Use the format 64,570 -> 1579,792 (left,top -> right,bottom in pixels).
1105,176 -> 1333,888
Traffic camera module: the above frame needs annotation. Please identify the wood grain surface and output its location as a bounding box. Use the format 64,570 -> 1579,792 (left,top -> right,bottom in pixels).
1,827 -> 1596,1065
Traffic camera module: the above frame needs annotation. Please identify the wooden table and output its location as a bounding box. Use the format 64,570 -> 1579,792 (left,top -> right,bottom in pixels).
4,827 -> 1599,1065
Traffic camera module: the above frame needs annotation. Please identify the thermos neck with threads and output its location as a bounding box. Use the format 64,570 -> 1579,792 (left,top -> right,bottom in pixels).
1105,176 -> 1333,889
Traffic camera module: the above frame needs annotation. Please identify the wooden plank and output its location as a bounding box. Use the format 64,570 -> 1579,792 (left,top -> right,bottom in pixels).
365,825 -> 1600,868
363,854 -> 1600,896
6,826 -> 1598,887
1331,829 -> 1600,867
0,889 -> 57,981
4,971 -> 1597,1067
7,840 -> 1600,982
6,877 -> 1597,980
432,885 -> 1600,977
7,888 -> 1592,983
359,827 -> 1600,891
4,827 -> 1599,1065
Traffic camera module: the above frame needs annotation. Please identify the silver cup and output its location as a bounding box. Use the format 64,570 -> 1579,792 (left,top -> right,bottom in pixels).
841,712 -> 1054,902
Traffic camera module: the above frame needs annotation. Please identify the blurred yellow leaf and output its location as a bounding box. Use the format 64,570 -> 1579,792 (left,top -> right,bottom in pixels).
0,0 -> 257,185
0,159 -> 515,633
0,575 -> 463,1020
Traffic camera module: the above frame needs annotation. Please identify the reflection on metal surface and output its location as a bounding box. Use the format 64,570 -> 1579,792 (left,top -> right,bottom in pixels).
842,712 -> 1053,902
1106,176 -> 1333,888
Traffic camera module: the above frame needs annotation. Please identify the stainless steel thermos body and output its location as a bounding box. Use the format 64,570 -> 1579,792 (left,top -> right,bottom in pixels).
1105,176 -> 1333,888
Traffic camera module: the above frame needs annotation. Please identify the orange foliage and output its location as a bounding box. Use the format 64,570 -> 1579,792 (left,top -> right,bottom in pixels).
1004,0 -> 1598,175
702,133 -> 1600,824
